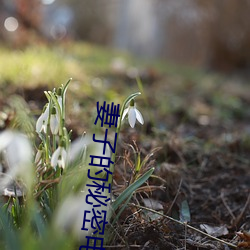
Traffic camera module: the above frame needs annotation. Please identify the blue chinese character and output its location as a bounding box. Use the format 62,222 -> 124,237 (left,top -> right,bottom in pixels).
79,236 -> 105,250
91,208 -> 108,235
89,155 -> 114,168
81,208 -> 108,235
94,101 -> 120,128
81,210 -> 91,231
93,129 -> 117,154
87,168 -> 112,182
85,188 -> 110,207
87,181 -> 111,194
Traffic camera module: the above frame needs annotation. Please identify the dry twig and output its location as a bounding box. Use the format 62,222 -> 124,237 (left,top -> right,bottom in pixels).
129,203 -> 238,249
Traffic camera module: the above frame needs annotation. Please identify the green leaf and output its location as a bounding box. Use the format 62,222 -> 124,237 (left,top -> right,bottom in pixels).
112,192 -> 133,225
62,78 -> 72,98
0,207 -> 21,250
112,167 -> 154,211
32,209 -> 46,237
179,199 -> 191,222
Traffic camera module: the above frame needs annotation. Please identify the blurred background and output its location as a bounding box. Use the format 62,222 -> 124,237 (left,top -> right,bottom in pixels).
1,0 -> 250,73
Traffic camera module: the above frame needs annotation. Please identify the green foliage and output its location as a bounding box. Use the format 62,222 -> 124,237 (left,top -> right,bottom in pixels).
112,167 -> 155,220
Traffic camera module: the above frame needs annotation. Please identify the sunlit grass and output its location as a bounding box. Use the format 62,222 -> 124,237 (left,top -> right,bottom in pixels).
0,46 -> 65,86
0,42 -> 133,87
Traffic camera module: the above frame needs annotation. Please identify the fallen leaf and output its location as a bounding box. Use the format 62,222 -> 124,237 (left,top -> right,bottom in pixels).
200,224 -> 229,237
142,198 -> 164,221
142,198 -> 163,210
237,231 -> 250,248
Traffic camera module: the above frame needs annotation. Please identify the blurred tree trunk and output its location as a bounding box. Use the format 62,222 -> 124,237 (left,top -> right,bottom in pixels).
204,0 -> 250,71
0,0 -> 42,46
16,0 -> 41,31
15,0 -> 42,45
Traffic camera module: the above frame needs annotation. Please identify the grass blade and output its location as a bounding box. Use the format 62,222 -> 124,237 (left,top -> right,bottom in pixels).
112,167 -> 154,211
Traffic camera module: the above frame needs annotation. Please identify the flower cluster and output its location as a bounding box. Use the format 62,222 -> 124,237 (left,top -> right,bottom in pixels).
34,85 -> 145,242
35,80 -> 71,193
0,130 -> 33,191
36,89 -> 62,136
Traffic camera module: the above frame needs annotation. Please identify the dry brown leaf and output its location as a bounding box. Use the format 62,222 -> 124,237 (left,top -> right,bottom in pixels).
237,231 -> 250,248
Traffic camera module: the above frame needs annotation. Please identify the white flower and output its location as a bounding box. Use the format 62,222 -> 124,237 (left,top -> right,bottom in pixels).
36,104 -> 50,133
35,149 -> 42,164
51,145 -> 67,169
54,193 -> 93,240
67,134 -> 111,168
50,106 -> 59,135
0,130 -> 33,190
67,135 -> 88,164
122,100 -> 144,128
54,185 -> 111,241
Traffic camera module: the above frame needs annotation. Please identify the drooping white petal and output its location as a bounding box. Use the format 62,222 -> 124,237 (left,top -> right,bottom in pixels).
35,149 -> 43,164
5,133 -> 32,170
0,130 -> 14,151
54,185 -> 111,240
50,114 -> 59,135
36,104 -> 50,134
59,148 -> 67,169
51,147 -> 61,168
122,107 -> 129,120
135,108 -> 144,125
54,193 -> 94,240
57,96 -> 63,112
44,103 -> 50,117
51,147 -> 67,169
67,135 -> 90,164
36,113 -> 45,133
41,121 -> 48,133
0,130 -> 33,191
128,107 -> 137,128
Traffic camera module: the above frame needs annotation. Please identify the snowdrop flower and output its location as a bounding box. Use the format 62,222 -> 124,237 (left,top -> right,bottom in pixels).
122,99 -> 144,128
54,185 -> 111,242
51,143 -> 67,169
36,103 -> 50,133
67,134 -> 88,164
50,106 -> 59,135
0,130 -> 33,190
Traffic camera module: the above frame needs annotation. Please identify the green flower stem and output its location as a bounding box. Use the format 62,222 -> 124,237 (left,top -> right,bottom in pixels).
61,78 -> 72,127
52,134 -> 56,152
48,92 -> 63,136
44,94 -> 53,164
63,127 -> 70,150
